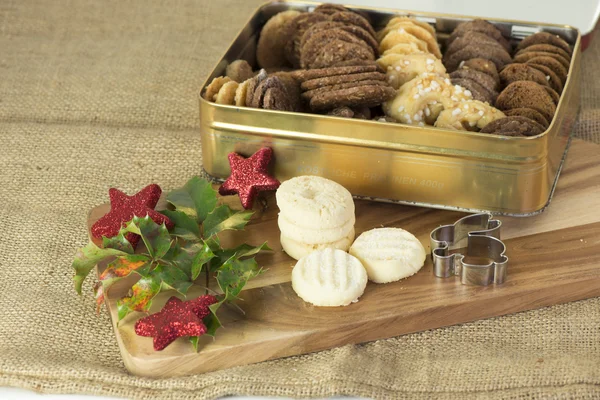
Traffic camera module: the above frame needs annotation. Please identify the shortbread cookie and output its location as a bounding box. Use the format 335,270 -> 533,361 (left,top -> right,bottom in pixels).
504,108 -> 550,128
377,53 -> 447,89
234,79 -> 250,106
203,76 -> 231,101
256,10 -> 301,68
379,30 -> 430,55
434,100 -> 505,131
496,81 -> 556,121
225,60 -> 254,83
214,81 -> 239,105
516,32 -> 572,55
291,248 -> 368,306
276,175 -> 354,229
377,16 -> 436,41
280,228 -> 355,261
480,116 -> 546,137
383,74 -> 472,125
349,228 -> 426,284
278,214 -> 355,244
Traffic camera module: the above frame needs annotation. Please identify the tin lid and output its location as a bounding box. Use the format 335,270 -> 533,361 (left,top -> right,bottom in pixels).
336,0 -> 600,36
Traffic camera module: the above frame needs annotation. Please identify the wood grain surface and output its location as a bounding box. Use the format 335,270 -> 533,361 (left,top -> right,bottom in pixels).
89,138 -> 600,378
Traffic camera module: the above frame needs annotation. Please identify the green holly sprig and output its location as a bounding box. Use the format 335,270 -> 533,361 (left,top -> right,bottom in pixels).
72,176 -> 269,347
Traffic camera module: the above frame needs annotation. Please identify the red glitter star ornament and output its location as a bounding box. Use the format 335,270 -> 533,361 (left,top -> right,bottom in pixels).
134,295 -> 218,351
219,147 -> 280,209
91,184 -> 173,247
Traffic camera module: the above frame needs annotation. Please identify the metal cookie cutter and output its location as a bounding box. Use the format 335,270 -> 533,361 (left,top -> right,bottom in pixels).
430,213 -> 508,286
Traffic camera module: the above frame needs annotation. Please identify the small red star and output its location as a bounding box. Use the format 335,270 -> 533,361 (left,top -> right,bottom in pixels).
135,295 -> 217,351
219,147 -> 280,209
91,184 -> 173,247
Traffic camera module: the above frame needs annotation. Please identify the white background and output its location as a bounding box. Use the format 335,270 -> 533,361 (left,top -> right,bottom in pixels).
3,0 -> 598,399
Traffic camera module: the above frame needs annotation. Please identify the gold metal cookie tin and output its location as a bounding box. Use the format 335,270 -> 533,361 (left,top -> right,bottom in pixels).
199,1 -> 581,216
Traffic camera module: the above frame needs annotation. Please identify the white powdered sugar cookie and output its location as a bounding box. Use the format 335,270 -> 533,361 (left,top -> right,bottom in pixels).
349,227 -> 426,283
280,228 -> 355,261
278,213 -> 355,244
292,248 -> 367,306
276,175 -> 354,229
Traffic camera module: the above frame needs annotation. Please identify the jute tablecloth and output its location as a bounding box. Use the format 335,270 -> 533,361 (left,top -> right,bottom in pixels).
0,1 -> 599,399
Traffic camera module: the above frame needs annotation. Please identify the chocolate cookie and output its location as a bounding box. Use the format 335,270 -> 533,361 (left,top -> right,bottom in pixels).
450,68 -> 498,92
313,3 -> 348,15
309,84 -> 395,111
250,76 -> 286,108
301,21 -> 378,56
312,39 -> 375,69
526,63 -> 563,94
526,56 -> 568,84
331,59 -> 382,69
460,58 -> 499,84
444,43 -> 511,72
225,60 -> 254,83
327,106 -> 355,118
515,44 -> 571,61
301,71 -> 386,90
514,51 -> 570,71
284,12 -> 330,68
262,87 -> 294,111
516,32 -> 572,55
451,78 -> 496,104
300,27 -> 370,69
480,116 -> 546,136
496,81 -> 556,121
445,31 -> 508,60
291,63 -> 378,82
302,79 -> 388,100
272,71 -> 302,111
447,19 -> 511,52
330,11 -> 376,39
256,10 -> 301,68
499,64 -> 549,88
245,69 -> 268,106
504,108 -> 550,128
543,86 -> 560,105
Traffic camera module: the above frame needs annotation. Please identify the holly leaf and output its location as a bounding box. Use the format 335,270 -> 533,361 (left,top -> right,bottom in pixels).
117,264 -> 193,321
94,254 -> 151,312
161,209 -> 201,241
191,242 -> 215,280
203,205 -> 253,238
210,242 -> 271,272
124,216 -> 171,260
102,232 -> 135,254
167,176 -> 218,223
72,242 -> 129,294
216,257 -> 262,301
204,302 -> 223,337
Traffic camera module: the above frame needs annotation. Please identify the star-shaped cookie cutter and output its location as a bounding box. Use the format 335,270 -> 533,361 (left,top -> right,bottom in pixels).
430,213 -> 508,286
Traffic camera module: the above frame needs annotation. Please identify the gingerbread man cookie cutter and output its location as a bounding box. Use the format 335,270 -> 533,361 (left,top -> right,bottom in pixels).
430,213 -> 508,286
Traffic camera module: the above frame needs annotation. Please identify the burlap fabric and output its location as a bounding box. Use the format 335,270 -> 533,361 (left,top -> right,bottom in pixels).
0,1 -> 599,399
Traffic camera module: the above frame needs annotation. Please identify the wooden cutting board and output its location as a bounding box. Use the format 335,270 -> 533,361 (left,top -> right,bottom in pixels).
88,138 -> 600,378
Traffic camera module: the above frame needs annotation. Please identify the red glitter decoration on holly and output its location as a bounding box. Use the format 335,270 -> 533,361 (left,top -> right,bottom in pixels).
91,184 -> 173,247
219,147 -> 280,209
135,295 -> 218,351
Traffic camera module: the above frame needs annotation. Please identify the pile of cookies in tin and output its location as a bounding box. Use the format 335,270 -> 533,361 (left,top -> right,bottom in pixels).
202,3 -> 573,137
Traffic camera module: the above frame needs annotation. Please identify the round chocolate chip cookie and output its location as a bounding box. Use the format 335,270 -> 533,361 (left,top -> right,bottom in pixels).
516,32 -> 572,56
459,58 -> 499,85
444,43 -> 511,72
446,19 -> 511,52
514,51 -> 570,71
451,78 -> 496,104
450,68 -> 499,92
499,64 -> 549,88
525,56 -> 568,84
504,108 -> 550,128
526,63 -> 563,93
515,44 -> 571,62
